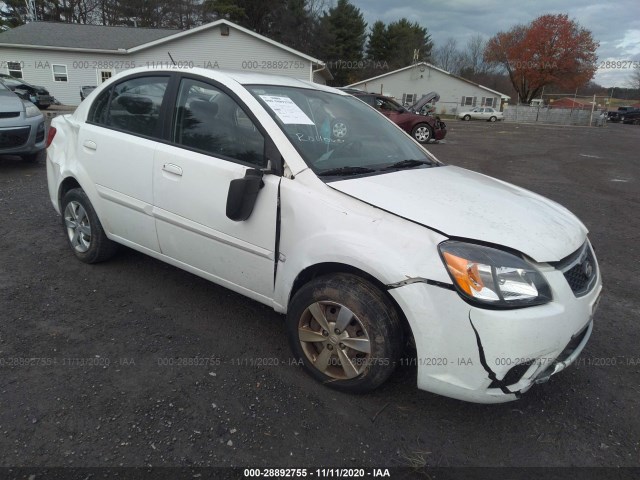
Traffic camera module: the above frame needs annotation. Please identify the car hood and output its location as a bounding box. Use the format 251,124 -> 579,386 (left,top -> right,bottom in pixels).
0,90 -> 25,112
408,91 -> 439,113
329,166 -> 587,262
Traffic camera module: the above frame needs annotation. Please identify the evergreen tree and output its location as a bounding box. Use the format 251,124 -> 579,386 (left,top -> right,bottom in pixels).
321,0 -> 366,85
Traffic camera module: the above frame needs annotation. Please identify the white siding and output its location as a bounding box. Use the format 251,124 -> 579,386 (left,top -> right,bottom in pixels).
349,66 -> 504,115
0,24 -> 315,105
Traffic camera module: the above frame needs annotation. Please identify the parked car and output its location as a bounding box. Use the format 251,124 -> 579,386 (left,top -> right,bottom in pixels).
621,110 -> 640,125
607,106 -> 640,123
0,79 -> 46,161
342,90 -> 446,144
0,74 -> 53,109
47,67 -> 602,403
457,107 -> 503,122
80,86 -> 97,102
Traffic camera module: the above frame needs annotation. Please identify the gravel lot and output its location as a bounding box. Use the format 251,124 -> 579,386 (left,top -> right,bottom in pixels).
0,119 -> 638,474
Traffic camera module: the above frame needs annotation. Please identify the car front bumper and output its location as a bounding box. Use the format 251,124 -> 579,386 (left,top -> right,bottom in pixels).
388,255 -> 602,404
0,115 -> 46,156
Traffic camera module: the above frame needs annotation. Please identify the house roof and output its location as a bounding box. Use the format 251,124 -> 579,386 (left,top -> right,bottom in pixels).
0,19 -> 330,78
0,21 -> 178,50
346,62 -> 510,99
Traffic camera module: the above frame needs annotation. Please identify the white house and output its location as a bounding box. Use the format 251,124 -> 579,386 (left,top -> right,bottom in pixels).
347,62 -> 509,115
0,19 -> 331,105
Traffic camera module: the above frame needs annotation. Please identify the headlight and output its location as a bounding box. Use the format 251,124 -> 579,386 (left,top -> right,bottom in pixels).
438,241 -> 552,308
23,101 -> 41,118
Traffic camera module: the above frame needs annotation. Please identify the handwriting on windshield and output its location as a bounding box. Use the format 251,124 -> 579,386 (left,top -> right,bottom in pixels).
296,133 -> 343,144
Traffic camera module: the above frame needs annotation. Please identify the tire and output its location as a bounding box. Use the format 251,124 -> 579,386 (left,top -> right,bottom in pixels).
60,188 -> 118,264
463,114 -> 471,121
287,273 -> 403,393
489,116 -> 497,122
411,123 -> 433,144
331,119 -> 348,139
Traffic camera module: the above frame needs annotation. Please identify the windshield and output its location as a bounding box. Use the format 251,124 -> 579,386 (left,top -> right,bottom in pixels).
247,85 -> 439,175
1,77 -> 22,87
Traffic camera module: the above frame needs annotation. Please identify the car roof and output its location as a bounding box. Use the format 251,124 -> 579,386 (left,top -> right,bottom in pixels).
96,66 -> 345,95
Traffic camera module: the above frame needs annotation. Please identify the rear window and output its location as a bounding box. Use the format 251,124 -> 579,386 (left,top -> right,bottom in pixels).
87,76 -> 169,138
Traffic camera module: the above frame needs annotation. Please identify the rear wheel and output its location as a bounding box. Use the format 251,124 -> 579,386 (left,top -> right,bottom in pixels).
411,123 -> 433,144
61,188 -> 118,263
287,273 -> 403,393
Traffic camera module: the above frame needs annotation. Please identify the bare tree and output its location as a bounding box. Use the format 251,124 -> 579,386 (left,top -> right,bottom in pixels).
627,68 -> 640,90
433,37 -> 460,73
461,33 -> 494,77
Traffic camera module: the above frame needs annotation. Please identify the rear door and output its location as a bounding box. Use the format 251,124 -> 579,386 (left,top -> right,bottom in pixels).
78,73 -> 171,251
152,76 -> 280,301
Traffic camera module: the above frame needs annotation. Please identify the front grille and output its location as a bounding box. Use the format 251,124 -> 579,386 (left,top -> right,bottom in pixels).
552,242 -> 598,297
0,126 -> 30,148
0,112 -> 20,119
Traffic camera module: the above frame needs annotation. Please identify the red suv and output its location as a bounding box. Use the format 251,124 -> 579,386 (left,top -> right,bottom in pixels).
343,90 -> 447,144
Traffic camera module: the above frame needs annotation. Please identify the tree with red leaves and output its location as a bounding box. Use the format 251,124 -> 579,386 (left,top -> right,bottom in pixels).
484,14 -> 598,104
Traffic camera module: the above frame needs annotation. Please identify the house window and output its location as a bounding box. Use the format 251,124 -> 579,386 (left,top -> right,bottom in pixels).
461,96 -> 476,107
99,69 -> 114,83
52,64 -> 68,82
402,93 -> 417,105
7,61 -> 23,79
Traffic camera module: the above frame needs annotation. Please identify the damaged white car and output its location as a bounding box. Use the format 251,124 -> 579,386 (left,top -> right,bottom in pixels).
46,67 -> 602,403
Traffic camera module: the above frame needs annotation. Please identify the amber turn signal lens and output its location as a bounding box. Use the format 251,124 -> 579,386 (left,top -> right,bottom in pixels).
442,251 -> 485,295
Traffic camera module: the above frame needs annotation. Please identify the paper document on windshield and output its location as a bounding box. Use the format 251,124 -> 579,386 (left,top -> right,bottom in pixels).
260,95 -> 315,125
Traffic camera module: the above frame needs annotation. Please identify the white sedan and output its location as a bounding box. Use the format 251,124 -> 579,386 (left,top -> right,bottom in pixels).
46,67 -> 601,403
458,107 -> 504,122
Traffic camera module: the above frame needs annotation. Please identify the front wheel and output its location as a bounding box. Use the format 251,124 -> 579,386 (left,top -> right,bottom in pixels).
61,188 -> 118,263
287,274 -> 403,393
411,123 -> 433,144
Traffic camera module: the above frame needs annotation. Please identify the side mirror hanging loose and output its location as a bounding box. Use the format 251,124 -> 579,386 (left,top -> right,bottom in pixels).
225,169 -> 265,221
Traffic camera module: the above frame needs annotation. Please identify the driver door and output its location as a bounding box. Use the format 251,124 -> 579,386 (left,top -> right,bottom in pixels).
152,76 -> 279,301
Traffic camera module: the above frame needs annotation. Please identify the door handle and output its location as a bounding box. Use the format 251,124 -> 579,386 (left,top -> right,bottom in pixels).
83,140 -> 97,151
162,163 -> 183,176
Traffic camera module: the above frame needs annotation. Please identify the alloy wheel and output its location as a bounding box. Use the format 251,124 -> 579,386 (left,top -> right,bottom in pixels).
64,201 -> 92,253
298,301 -> 371,380
413,126 -> 430,142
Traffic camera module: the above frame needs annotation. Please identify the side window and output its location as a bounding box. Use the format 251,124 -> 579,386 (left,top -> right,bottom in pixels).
88,87 -> 112,125
173,78 -> 266,167
105,76 -> 169,137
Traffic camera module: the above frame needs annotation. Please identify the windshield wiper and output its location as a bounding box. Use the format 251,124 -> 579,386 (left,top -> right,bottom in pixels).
318,166 -> 378,177
382,159 -> 435,171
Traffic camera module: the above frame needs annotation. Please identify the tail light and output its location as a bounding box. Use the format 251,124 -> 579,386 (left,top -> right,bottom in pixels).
46,126 -> 57,148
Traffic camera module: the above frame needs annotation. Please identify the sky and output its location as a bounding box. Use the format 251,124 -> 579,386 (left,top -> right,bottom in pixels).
350,0 -> 640,88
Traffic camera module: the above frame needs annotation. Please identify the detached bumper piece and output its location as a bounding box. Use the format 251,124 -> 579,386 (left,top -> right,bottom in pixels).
534,320 -> 592,384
